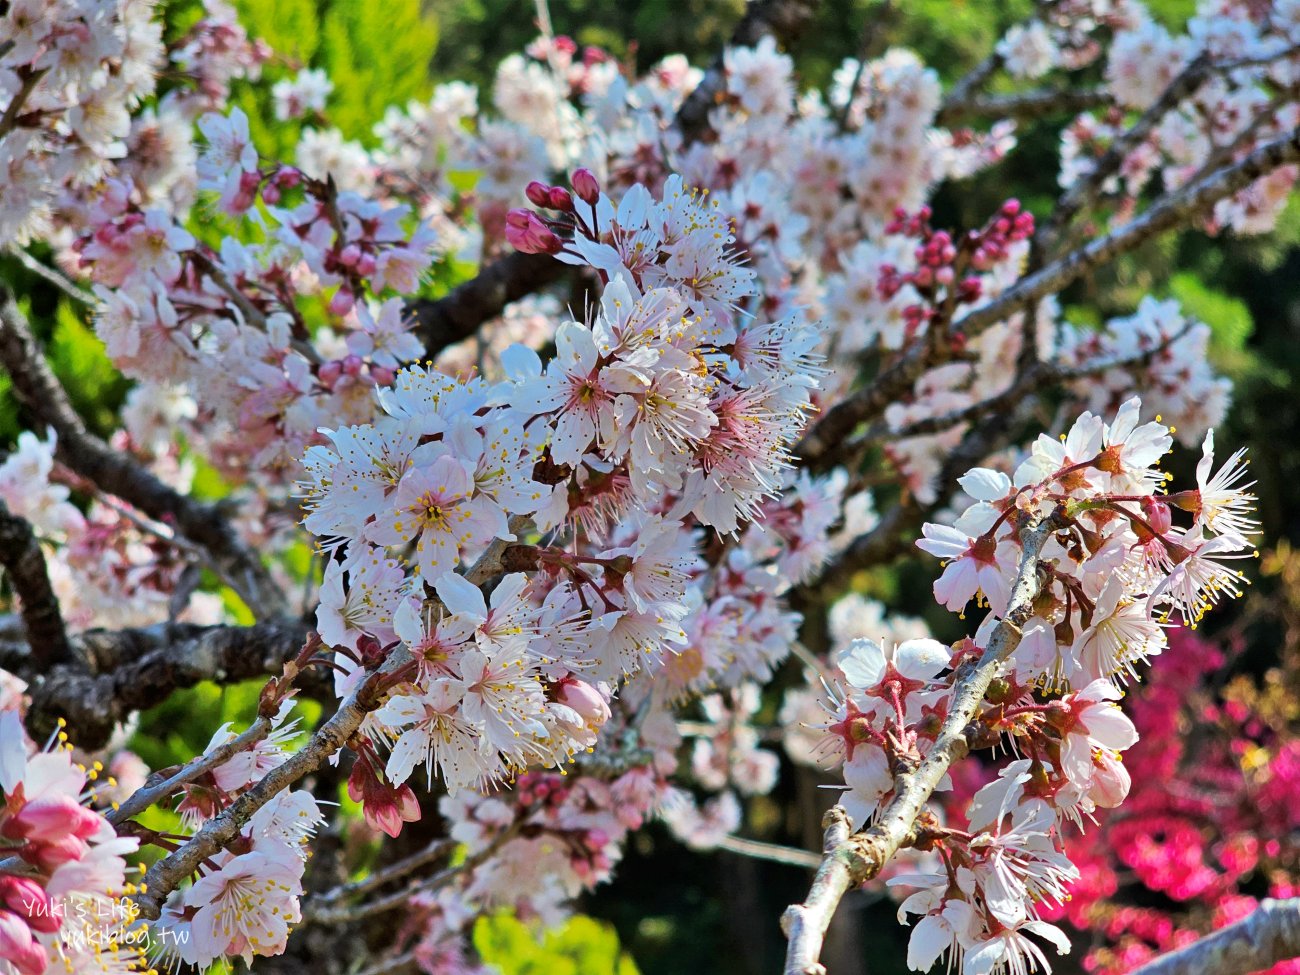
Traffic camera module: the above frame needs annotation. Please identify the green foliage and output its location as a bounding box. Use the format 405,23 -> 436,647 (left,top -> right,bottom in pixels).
230,0 -> 437,156
1168,272 -> 1254,354
317,0 -> 438,140
474,913 -> 640,975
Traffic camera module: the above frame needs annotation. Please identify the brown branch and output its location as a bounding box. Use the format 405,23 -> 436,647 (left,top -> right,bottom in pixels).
303,838 -> 457,916
132,668 -> 386,920
408,251 -> 567,355
130,529 -> 524,919
19,618 -> 311,748
1035,53 -> 1213,256
862,319 -> 1195,445
0,502 -> 73,670
0,286 -> 286,619
1129,898 -> 1300,975
781,509 -> 1064,975
303,824 -> 519,925
798,125 -> 1300,472
936,85 -> 1108,126
108,716 -> 273,826
0,67 -> 46,142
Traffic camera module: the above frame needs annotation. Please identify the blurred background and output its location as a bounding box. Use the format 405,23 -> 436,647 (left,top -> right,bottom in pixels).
5,1 -> 1300,973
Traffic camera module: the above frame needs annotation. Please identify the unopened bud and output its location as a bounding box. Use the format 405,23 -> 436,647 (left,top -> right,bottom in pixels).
328,288 -> 355,317
571,167 -> 600,204
525,181 -> 553,208
1141,496 -> 1173,535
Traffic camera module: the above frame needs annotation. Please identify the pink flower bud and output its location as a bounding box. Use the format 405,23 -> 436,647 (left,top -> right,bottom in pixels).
22,834 -> 88,870
318,360 -> 343,389
525,181 -> 553,208
369,365 -> 396,386
571,167 -> 600,204
328,288 -> 355,317
339,243 -> 362,267
276,167 -> 302,188
547,186 -> 575,211
935,266 -> 954,286
4,796 -> 101,843
356,252 -> 377,277
557,679 -> 611,728
505,209 -> 562,254
0,877 -> 61,934
1142,496 -> 1173,535
342,354 -> 364,377
0,911 -> 48,975
261,182 -> 281,205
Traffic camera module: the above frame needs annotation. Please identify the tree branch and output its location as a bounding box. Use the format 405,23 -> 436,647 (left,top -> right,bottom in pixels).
935,85 -> 1108,126
108,715 -> 273,826
781,509 -> 1064,975
798,125 -> 1300,471
1129,899 -> 1300,975
131,530 -> 523,918
1035,53 -> 1213,256
0,286 -> 287,619
18,618 -> 311,748
0,502 -> 73,670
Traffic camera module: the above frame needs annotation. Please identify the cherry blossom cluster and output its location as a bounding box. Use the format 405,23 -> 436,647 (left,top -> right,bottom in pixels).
801,398 -> 1258,974
73,115 -> 438,483
1,1 -> 1295,972
0,1 -> 268,246
297,166 -> 827,824
0,711 -> 143,975
0,431 -> 220,631
1064,4 -> 1300,234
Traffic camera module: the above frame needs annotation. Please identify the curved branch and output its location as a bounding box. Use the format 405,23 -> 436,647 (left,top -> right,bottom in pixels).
0,287 -> 286,619
21,618 -> 311,748
799,125 -> 1300,471
936,85 -> 1108,126
408,251 -> 568,356
1129,899 -> 1300,975
0,502 -> 72,670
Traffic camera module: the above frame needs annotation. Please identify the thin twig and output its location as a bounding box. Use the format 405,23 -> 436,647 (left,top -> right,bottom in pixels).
108,716 -> 273,826
717,834 -> 824,869
8,249 -> 95,305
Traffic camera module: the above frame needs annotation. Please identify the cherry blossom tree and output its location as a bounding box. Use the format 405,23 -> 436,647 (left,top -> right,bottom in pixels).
0,1 -> 1297,974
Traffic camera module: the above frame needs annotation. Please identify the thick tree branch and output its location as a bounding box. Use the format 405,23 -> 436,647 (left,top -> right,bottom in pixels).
0,286 -> 286,619
1129,899 -> 1300,975
935,85 -> 1108,126
408,251 -> 567,356
18,618 -> 310,748
0,502 -> 73,670
781,509 -> 1064,975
